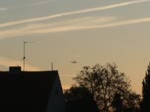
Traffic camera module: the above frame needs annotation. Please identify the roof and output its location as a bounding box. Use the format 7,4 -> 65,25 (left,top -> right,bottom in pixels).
0,70 -> 59,112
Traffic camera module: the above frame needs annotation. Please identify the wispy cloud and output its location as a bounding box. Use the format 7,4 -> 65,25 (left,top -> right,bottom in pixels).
0,8 -> 8,11
27,17 -> 150,33
0,0 -> 149,28
1,16 -> 150,39
31,0 -> 54,6
92,17 -> 150,28
0,16 -> 115,39
0,57 -> 40,71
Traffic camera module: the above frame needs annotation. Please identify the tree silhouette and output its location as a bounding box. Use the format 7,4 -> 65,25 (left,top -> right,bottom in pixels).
112,93 -> 123,112
73,63 -> 131,112
141,63 -> 150,112
122,92 -> 141,112
64,86 -> 99,112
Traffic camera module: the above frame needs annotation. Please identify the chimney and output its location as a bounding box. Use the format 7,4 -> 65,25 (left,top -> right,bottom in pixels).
9,66 -> 21,73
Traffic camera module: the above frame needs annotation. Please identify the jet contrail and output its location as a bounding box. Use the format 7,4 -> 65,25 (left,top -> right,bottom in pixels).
0,0 -> 149,28
0,8 -> 8,11
30,0 -> 54,6
83,17 -> 150,29
0,17 -> 150,39
31,17 -> 150,33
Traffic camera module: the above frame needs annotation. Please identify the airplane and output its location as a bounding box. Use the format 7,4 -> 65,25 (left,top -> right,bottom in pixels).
71,60 -> 77,64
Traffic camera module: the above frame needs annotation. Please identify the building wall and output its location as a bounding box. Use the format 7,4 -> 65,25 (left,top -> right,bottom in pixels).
46,75 -> 65,112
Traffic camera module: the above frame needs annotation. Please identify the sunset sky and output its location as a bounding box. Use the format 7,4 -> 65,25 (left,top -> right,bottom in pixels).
0,0 -> 150,94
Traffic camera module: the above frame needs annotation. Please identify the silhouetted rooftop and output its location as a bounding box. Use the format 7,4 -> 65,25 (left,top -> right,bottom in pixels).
0,67 -> 59,112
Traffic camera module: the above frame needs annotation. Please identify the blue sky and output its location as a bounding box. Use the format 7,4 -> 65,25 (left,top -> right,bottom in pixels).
0,0 -> 150,94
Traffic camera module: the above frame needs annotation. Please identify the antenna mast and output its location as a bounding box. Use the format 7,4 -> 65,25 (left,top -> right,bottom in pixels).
23,41 -> 31,71
23,41 -> 26,71
22,41 -> 34,71
51,62 -> 53,71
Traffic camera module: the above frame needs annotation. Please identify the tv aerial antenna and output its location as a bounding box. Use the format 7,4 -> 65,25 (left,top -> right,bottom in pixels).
23,41 -> 33,71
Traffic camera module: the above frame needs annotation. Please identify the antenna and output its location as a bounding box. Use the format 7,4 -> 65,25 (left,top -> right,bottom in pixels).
23,41 -> 26,71
51,62 -> 53,71
23,41 -> 32,71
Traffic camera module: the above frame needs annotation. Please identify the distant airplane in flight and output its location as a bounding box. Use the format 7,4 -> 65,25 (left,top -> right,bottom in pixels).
71,60 -> 77,64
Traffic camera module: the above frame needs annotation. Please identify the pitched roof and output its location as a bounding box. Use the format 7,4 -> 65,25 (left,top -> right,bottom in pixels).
0,69 -> 59,112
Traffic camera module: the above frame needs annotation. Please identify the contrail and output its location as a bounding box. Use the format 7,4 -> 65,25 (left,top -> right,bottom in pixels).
0,0 -> 149,28
31,17 -> 150,33
83,17 -> 150,29
0,17 -> 150,39
0,8 -> 8,11
31,0 -> 54,6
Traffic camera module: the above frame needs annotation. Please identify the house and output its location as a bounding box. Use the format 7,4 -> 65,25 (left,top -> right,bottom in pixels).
0,66 -> 65,112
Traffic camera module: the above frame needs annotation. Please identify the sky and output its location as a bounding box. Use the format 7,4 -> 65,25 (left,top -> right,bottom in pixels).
0,0 -> 150,94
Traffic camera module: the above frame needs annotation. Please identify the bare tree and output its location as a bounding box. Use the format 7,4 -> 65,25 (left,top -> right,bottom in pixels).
73,63 -> 131,112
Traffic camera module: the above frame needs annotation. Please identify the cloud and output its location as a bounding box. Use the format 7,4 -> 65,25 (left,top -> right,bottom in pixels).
0,16 -> 115,39
0,0 -> 149,28
0,8 -> 8,11
31,0 -> 54,6
30,17 -> 150,33
92,17 -> 150,28
1,16 -> 150,39
0,57 -> 40,71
